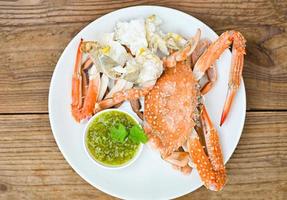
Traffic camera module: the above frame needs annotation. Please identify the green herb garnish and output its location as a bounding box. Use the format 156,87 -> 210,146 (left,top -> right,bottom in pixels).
129,124 -> 148,144
109,123 -> 148,144
110,123 -> 128,143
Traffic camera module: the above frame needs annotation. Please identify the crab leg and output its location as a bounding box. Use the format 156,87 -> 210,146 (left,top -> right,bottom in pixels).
71,39 -> 101,122
165,152 -> 193,174
165,152 -> 190,167
81,74 -> 101,119
187,128 -> 226,191
94,86 -> 152,113
71,39 -> 84,120
72,74 -> 101,122
177,165 -> 193,174
144,121 -> 192,174
220,32 -> 245,125
200,66 -> 217,95
193,31 -> 246,126
191,39 -> 212,66
190,39 -> 218,95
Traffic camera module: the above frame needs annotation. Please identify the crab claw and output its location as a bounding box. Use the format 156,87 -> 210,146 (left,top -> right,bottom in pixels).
201,105 -> 225,171
193,31 -> 246,126
187,129 -> 226,191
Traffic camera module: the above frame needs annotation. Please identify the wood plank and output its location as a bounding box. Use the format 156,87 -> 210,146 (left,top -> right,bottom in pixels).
0,0 -> 287,113
0,112 -> 286,199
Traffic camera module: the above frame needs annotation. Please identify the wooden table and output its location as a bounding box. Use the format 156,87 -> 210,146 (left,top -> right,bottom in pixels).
0,0 -> 286,199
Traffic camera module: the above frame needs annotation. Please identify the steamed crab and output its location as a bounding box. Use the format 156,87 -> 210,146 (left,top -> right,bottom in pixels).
69,14 -> 246,192
93,29 -> 246,191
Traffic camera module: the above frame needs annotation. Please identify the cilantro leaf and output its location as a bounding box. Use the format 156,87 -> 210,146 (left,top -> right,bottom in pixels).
109,123 -> 128,143
129,125 -> 148,144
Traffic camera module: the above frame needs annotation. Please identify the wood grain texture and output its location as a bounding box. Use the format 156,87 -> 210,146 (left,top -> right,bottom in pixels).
0,0 -> 287,199
0,0 -> 287,113
0,112 -> 286,200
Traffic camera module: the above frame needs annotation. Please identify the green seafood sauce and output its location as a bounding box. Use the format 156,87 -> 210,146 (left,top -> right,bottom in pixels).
85,110 -> 140,166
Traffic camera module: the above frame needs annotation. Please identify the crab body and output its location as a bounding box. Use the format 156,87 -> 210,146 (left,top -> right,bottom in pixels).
144,62 -> 198,158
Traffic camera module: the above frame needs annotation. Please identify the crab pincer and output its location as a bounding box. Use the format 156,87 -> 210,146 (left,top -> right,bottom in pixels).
187,128 -> 226,191
193,31 -> 246,126
201,106 -> 225,172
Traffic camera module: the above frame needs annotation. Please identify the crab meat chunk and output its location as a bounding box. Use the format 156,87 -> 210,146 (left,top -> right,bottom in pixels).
145,15 -> 169,55
98,33 -> 128,66
114,19 -> 147,55
122,48 -> 163,87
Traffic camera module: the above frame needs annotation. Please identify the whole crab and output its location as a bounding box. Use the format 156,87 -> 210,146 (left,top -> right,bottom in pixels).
77,29 -> 246,191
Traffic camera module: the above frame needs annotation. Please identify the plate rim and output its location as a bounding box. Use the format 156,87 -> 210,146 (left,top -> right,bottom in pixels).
48,5 -> 246,199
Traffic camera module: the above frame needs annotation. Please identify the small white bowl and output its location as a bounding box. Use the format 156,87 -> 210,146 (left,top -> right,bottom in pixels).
83,108 -> 143,170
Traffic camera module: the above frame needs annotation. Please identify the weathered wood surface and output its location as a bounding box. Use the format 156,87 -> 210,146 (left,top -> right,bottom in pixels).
0,0 -> 287,113
0,112 -> 286,200
0,0 -> 287,199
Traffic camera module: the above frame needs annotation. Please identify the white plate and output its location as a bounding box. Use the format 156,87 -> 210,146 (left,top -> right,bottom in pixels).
49,6 -> 246,200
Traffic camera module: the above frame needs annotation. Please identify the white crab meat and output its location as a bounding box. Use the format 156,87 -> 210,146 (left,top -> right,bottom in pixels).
98,33 -> 128,66
114,19 -> 147,55
165,32 -> 188,50
88,64 -> 98,77
120,54 -> 140,82
81,41 -> 122,79
113,65 -> 127,74
98,74 -> 109,101
136,48 -> 163,86
122,48 -> 163,87
145,15 -> 169,55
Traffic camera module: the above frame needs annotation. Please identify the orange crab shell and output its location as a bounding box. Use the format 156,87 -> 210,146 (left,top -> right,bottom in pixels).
144,62 -> 199,158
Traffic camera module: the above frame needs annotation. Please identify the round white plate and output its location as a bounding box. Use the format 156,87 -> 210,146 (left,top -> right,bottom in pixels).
49,6 -> 246,200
